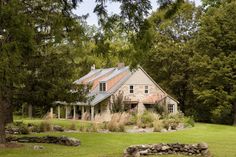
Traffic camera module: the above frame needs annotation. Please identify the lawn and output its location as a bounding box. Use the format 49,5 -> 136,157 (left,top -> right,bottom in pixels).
1,120 -> 236,157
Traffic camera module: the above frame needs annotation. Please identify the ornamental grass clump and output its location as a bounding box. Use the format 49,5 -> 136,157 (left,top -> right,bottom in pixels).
136,111 -> 159,128
153,120 -> 163,132
69,123 -> 77,130
107,113 -> 129,132
39,120 -> 52,132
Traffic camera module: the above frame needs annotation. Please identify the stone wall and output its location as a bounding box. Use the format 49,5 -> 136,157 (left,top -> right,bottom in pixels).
124,143 -> 210,157
7,136 -> 80,146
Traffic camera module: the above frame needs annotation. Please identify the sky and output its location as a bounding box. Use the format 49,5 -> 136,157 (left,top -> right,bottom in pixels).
74,0 -> 202,26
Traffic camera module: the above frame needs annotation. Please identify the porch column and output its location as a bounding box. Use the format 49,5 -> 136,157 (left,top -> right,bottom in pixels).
73,105 -> 76,120
50,107 -> 53,119
91,106 -> 94,121
137,102 -> 145,114
65,105 -> 68,119
81,106 -> 84,120
57,105 -> 60,119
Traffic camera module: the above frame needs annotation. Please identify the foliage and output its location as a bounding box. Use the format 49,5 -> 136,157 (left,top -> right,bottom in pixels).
106,113 -> 129,132
6,122 -> 29,135
191,0 -> 236,124
110,91 -> 125,113
184,116 -> 195,127
153,120 -> 163,132
39,121 -> 52,132
136,111 -> 159,128
68,123 -> 77,131
153,104 -> 166,115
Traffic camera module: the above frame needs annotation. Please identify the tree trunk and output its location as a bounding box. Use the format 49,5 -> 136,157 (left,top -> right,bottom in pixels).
233,102 -> 236,126
5,104 -> 13,123
0,99 -> 7,144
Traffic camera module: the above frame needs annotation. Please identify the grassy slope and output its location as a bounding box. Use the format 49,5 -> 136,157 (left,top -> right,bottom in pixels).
1,122 -> 236,157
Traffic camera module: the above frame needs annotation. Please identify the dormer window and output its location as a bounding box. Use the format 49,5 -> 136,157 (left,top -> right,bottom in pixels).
129,85 -> 134,93
99,82 -> 106,92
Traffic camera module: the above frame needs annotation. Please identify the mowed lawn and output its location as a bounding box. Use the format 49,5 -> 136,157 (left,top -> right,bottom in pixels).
1,120 -> 236,157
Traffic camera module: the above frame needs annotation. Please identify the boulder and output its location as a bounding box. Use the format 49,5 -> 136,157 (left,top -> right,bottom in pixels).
33,145 -> 45,150
198,142 -> 208,150
53,125 -> 64,132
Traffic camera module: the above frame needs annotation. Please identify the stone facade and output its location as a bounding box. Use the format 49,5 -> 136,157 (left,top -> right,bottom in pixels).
112,68 -> 178,114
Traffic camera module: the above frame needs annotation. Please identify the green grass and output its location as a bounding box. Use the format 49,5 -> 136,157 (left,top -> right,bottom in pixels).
1,122 -> 236,157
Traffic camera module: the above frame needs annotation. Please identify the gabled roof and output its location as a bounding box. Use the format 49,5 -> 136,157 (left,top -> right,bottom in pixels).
74,65 -> 178,106
138,66 -> 179,103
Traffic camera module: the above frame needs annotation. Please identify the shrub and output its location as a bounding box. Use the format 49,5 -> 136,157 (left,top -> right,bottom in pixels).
154,104 -> 166,115
6,122 -> 30,134
107,113 -> 126,132
69,123 -> 77,130
136,111 -> 159,128
108,122 -> 125,132
184,116 -> 195,127
91,123 -> 99,132
39,120 -> 52,132
129,114 -> 138,125
18,124 -> 30,134
29,124 -> 41,133
153,120 -> 163,132
78,124 -> 86,132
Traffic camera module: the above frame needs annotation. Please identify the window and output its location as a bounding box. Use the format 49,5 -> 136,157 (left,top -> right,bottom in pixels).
129,85 -> 134,93
99,82 -> 106,92
168,104 -> 174,113
145,85 -> 148,93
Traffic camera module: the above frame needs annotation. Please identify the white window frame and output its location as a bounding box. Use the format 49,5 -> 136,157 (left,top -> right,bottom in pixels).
144,85 -> 149,94
129,85 -> 134,93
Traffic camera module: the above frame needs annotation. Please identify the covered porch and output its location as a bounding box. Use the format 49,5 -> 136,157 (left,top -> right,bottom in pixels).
50,103 -> 96,121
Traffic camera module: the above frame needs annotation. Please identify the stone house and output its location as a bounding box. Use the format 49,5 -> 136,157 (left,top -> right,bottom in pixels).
55,64 -> 178,120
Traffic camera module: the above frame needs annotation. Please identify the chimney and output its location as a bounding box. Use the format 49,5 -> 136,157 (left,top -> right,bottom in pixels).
91,64 -> 95,71
117,63 -> 125,69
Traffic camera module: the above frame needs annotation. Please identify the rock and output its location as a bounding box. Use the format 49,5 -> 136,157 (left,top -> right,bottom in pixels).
139,150 -> 148,155
33,145 -> 45,150
176,123 -> 185,130
53,125 -> 64,132
161,145 -> 170,151
160,129 -> 167,132
198,142 -> 208,150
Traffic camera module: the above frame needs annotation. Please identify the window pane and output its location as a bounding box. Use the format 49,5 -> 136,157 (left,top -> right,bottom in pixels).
145,86 -> 148,93
130,85 -> 134,93
100,83 -> 106,91
168,104 -> 174,113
